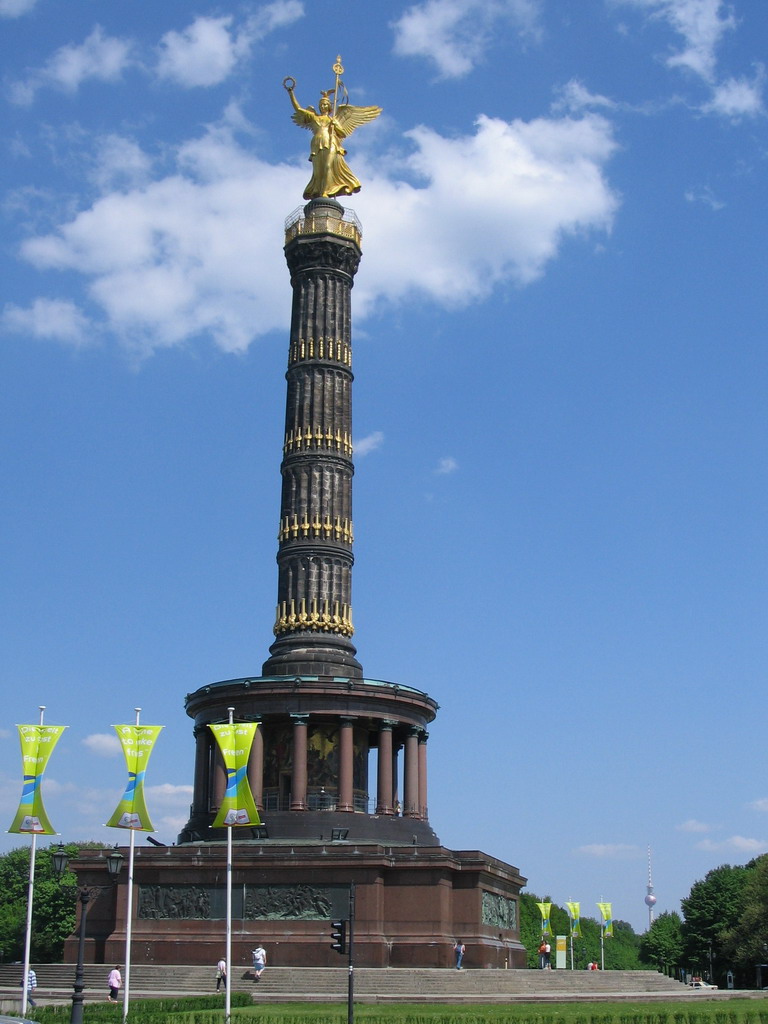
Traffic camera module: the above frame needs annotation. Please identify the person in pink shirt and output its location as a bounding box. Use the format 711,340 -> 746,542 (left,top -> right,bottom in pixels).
108,966 -> 121,1002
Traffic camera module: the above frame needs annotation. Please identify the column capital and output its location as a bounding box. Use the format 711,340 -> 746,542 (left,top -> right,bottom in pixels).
290,713 -> 310,725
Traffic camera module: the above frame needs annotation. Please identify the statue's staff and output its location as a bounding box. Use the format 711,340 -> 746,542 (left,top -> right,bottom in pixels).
331,55 -> 344,117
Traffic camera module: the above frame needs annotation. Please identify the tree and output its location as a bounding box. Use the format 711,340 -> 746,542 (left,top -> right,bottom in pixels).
681,862 -> 750,981
0,842 -> 102,963
639,910 -> 683,971
720,854 -> 768,970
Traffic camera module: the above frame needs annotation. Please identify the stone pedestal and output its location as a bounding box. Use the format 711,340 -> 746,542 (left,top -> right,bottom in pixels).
66,844 -> 527,969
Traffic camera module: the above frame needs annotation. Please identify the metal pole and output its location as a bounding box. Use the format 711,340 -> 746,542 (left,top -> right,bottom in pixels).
347,882 -> 355,1024
122,706 -> 141,1024
71,889 -> 91,1024
225,707 -> 234,1024
21,705 -> 45,1017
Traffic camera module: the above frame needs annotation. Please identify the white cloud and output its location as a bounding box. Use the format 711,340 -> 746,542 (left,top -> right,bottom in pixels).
749,798 -> 768,813
575,843 -> 641,858
613,0 -> 736,82
684,185 -> 724,209
435,456 -> 458,474
677,817 -> 712,832
1,298 -> 94,347
555,79 -> 617,113
695,835 -> 768,854
354,112 -> 618,311
15,109 -> 617,357
0,0 -> 38,16
354,431 -> 385,457
10,25 -> 133,105
145,782 -> 194,805
157,3 -> 304,88
157,16 -> 244,88
393,0 -> 541,79
83,733 -> 122,757
702,70 -> 765,118
90,135 -> 153,193
245,0 -> 305,37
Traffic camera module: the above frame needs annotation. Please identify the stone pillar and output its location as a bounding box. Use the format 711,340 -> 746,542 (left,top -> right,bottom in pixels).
338,717 -> 355,812
418,731 -> 429,821
290,714 -> 309,810
376,721 -> 394,814
263,198 -> 364,679
403,726 -> 420,818
392,738 -> 402,815
192,726 -> 209,816
248,718 -> 264,813
212,744 -> 226,812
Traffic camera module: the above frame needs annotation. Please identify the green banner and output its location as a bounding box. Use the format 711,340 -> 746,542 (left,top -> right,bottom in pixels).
210,722 -> 261,828
106,724 -> 163,830
566,901 -> 581,938
8,724 -> 67,835
536,901 -> 552,935
597,901 -> 613,936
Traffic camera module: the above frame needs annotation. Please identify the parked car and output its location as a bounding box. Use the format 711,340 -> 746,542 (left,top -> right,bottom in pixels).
689,979 -> 718,989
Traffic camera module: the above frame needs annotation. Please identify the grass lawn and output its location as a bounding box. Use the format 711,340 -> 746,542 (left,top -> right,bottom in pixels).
228,998 -> 768,1023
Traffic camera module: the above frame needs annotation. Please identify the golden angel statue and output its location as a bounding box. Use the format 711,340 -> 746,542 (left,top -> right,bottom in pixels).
284,57 -> 382,200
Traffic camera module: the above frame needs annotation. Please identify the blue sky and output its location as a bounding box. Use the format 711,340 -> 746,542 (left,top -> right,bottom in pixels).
1,0 -> 767,936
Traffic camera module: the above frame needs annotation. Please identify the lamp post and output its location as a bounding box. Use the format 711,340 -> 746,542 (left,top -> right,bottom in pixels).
53,845 -> 124,1024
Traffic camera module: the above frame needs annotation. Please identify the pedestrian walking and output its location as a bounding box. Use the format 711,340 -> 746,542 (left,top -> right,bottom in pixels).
252,944 -> 267,980
23,967 -> 37,1007
453,940 -> 465,969
216,958 -> 227,991
108,965 -> 122,1002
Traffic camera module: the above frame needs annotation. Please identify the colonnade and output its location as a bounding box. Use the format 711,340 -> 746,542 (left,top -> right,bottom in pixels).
192,716 -> 429,822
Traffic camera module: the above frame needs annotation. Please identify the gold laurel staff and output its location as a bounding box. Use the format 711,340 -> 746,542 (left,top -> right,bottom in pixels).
331,55 -> 344,117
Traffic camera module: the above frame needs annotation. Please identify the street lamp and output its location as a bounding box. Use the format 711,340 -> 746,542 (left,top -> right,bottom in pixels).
53,845 -> 124,1024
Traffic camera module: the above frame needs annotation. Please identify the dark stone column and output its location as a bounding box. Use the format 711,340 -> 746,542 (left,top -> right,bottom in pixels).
392,738 -> 402,815
248,718 -> 264,814
418,731 -> 429,821
403,727 -> 420,818
263,199 -> 363,679
290,714 -> 309,810
192,726 -> 209,816
338,717 -> 355,812
376,721 -> 394,815
212,744 -> 226,812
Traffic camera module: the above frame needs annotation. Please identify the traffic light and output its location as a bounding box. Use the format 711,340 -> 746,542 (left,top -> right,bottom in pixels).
331,919 -> 347,954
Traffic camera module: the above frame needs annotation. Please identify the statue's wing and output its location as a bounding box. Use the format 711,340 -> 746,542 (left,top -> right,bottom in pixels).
291,106 -> 317,130
334,104 -> 382,138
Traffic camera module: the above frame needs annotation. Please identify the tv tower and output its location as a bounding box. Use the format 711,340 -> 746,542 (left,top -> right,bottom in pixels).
645,845 -> 657,929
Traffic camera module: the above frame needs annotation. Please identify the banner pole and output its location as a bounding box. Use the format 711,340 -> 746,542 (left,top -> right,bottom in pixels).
225,707 -> 234,1024
20,705 -> 46,1017
121,707 -> 140,1024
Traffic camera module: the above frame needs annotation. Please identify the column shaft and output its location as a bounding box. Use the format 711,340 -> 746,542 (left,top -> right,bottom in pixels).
403,727 -> 420,817
248,720 -> 264,813
376,722 -> 394,815
338,718 -> 355,812
418,732 -> 429,821
290,714 -> 309,811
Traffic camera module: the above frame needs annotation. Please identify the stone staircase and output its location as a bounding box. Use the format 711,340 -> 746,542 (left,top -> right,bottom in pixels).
0,964 -> 702,1006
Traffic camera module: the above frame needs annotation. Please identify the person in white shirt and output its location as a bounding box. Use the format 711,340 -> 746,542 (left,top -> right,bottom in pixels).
108,966 -> 122,1002
216,958 -> 227,991
252,945 -> 267,980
